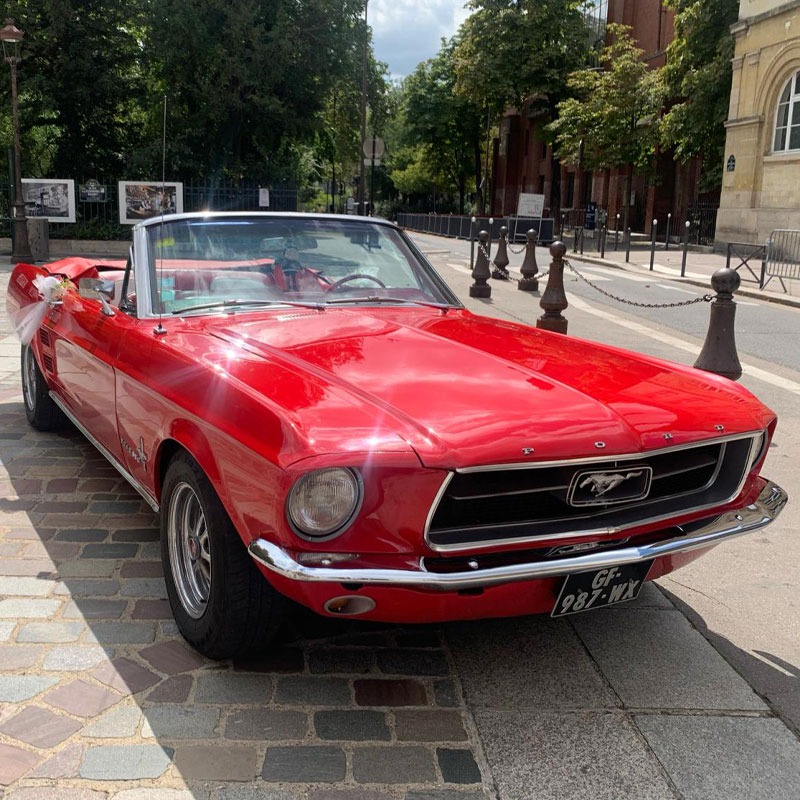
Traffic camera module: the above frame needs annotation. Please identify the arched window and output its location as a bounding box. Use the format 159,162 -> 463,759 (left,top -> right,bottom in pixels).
774,73 -> 800,152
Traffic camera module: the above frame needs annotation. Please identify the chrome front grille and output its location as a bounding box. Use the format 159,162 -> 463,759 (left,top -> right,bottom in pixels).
426,434 -> 758,551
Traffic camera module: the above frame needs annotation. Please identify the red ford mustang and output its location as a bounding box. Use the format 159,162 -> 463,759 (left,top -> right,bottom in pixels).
6,212 -> 787,658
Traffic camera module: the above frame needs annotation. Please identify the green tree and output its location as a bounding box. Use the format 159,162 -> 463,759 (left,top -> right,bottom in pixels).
454,0 -> 591,214
660,0 -> 738,191
548,24 -> 665,230
402,37 -> 484,213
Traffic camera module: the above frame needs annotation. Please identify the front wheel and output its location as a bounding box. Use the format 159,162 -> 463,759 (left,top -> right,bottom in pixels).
161,450 -> 285,659
21,345 -> 66,431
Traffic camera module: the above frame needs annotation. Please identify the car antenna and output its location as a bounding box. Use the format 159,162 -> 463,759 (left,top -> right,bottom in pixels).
154,93 -> 168,337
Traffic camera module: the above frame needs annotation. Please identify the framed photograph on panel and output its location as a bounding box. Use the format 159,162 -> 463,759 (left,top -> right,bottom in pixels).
118,181 -> 184,224
22,179 -> 76,223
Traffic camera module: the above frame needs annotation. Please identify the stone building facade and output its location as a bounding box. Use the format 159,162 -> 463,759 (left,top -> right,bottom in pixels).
717,0 -> 800,244
490,0 -> 706,234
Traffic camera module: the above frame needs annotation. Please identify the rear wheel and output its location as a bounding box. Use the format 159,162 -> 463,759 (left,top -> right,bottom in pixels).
161,450 -> 285,659
21,345 -> 66,431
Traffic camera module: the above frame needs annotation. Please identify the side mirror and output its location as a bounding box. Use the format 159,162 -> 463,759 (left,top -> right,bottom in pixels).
79,278 -> 116,317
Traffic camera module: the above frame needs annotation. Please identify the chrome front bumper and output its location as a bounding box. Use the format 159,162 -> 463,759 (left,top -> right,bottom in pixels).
248,479 -> 787,592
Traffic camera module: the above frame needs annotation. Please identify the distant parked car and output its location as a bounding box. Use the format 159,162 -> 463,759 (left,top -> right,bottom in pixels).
7,212 -> 787,658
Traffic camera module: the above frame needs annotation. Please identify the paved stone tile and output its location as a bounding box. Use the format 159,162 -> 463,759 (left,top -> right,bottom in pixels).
90,657 -> 161,695
17,621 -> 85,643
0,741 -> 41,784
81,543 -> 139,559
274,676 -> 351,706
0,643 -> 42,669
432,680 -> 458,708
225,709 -> 308,740
395,711 -> 468,742
42,645 -> 114,671
131,600 -> 172,619
233,649 -> 305,673
80,745 -> 173,780
57,560 -> 116,578
84,623 -> 157,644
636,714 -> 800,800
437,748 -> 481,784
54,579 -> 120,595
0,558 -> 55,576
28,741 -> 84,778
77,703 -> 142,738
112,528 -> 159,543
64,599 -> 128,619
139,640 -> 205,674
174,744 -> 257,781
475,710 -> 674,800
119,578 -> 167,597
262,746 -> 346,782
89,501 -> 142,515
352,746 -> 436,784
354,679 -> 428,706
218,788 -> 299,800
572,610 -> 766,710
0,675 -> 59,701
111,790 -> 205,800
308,648 -> 375,674
53,529 -> 108,543
0,598 -> 61,618
5,789 -> 107,800
23,541 -> 80,559
447,617 -> 616,709
314,710 -> 390,741
376,649 -> 449,676
395,629 -> 441,648
120,561 -> 163,578
0,620 -> 15,641
145,675 -> 193,703
404,793 -> 486,800
309,792 -> 392,800
44,679 -> 121,717
0,705 -> 82,747
142,705 -> 220,739
0,576 -> 56,595
193,672 -> 272,704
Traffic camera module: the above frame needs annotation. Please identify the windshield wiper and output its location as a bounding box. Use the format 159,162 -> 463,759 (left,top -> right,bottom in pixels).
323,296 -> 454,311
172,299 -> 325,315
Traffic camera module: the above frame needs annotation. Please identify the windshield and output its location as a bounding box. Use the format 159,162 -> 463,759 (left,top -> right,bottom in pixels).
145,216 -> 458,315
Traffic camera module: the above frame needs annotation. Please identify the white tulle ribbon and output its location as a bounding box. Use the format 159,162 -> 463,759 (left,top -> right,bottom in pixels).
10,274 -> 73,345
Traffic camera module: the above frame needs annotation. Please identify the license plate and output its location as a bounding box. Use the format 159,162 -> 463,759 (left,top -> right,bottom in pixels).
551,560 -> 654,617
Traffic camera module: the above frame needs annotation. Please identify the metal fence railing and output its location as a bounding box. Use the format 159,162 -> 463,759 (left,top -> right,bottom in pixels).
725,241 -> 765,285
0,180 -> 299,242
396,213 -> 555,244
764,229 -> 800,291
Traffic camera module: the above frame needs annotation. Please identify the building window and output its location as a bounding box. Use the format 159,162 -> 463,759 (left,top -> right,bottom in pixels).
774,73 -> 800,152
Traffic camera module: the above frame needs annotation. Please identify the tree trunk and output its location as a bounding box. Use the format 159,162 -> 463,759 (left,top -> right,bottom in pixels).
473,137 -> 483,215
622,162 -> 633,233
550,151 -> 561,222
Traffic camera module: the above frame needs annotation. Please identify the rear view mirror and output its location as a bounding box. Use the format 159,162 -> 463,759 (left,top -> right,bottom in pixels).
79,278 -> 116,316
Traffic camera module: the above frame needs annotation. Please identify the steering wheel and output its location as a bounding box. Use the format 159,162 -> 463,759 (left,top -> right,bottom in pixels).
326,274 -> 387,292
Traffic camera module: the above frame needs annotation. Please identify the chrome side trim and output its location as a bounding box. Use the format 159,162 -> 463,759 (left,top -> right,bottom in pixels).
423,433 -> 761,552
49,392 -> 160,512
248,479 -> 786,591
454,431 -> 759,473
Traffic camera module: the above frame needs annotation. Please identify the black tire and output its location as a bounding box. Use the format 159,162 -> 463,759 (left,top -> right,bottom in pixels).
160,450 -> 285,659
21,344 -> 66,431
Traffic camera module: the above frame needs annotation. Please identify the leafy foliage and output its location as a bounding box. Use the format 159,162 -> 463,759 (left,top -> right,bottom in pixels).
660,0 -> 738,190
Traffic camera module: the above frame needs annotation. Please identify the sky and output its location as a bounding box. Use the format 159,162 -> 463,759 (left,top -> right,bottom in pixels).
370,0 -> 470,79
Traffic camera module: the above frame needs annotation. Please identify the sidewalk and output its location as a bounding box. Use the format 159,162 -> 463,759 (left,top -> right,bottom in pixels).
565,237 -> 800,308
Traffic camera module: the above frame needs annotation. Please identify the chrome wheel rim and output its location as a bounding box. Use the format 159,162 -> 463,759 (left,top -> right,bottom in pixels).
167,482 -> 211,619
22,346 -> 36,411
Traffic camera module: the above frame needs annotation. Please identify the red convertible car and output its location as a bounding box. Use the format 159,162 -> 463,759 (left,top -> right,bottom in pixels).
7,212 -> 787,658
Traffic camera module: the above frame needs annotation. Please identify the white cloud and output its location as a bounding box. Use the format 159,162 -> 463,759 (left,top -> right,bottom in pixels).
369,0 -> 470,77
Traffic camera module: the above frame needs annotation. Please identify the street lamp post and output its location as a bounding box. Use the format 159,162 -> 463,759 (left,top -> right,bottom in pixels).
1,19 -> 31,263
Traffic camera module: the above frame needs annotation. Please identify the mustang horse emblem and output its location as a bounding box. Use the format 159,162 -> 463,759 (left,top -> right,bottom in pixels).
580,470 -> 644,497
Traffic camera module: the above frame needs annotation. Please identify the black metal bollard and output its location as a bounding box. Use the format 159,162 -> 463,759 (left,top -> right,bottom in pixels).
573,226 -> 579,254
625,227 -> 631,263
518,229 -> 539,292
665,213 -> 672,251
537,242 -> 568,334
579,227 -> 585,255
560,213 -> 566,239
492,225 -> 510,279
599,225 -> 607,259
470,230 -> 492,298
681,220 -> 691,277
487,217 -> 494,259
649,219 -> 657,271
615,213 -> 621,250
469,216 -> 476,271
694,268 -> 742,381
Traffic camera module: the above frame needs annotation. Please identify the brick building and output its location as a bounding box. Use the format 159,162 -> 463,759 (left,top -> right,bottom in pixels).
490,0 -> 707,234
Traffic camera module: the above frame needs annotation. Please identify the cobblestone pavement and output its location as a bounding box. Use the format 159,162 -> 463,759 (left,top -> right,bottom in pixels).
2,261 -> 800,799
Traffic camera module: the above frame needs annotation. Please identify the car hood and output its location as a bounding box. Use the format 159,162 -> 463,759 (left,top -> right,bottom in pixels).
205,307 -> 771,468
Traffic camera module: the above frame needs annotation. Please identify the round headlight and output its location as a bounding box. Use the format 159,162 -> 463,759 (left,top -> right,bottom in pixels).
287,468 -> 362,539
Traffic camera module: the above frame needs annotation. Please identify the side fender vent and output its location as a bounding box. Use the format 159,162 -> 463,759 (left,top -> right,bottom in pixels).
42,353 -> 54,373
39,328 -> 51,347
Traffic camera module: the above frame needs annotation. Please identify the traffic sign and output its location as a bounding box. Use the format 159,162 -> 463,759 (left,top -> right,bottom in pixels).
364,158 -> 382,167
363,136 -> 385,159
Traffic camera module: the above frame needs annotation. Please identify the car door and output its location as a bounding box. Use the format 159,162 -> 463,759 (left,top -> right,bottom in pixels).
44,279 -> 133,464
